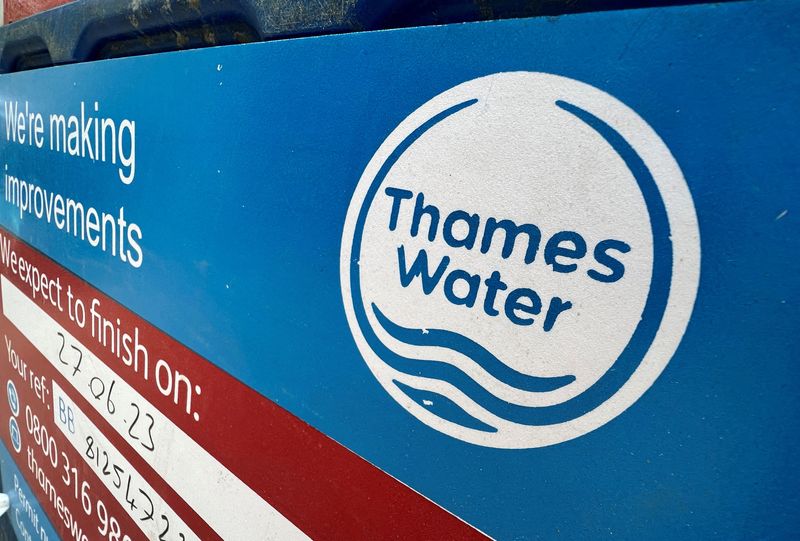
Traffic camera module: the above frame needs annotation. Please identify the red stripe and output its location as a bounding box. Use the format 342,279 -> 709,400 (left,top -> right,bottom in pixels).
1,228 -> 488,540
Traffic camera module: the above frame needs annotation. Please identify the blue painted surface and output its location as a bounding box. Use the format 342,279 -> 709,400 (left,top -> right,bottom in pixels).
0,442 -> 59,541
0,1 -> 798,538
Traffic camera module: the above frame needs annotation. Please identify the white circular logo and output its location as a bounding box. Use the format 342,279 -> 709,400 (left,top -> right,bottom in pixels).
341,72 -> 700,448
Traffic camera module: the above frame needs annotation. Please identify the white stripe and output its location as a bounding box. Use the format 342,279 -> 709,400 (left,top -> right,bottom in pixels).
52,380 -> 202,541
2,275 -> 309,541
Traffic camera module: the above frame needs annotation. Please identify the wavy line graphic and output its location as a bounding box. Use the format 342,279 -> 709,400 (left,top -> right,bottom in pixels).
373,303 -> 575,393
392,380 -> 499,433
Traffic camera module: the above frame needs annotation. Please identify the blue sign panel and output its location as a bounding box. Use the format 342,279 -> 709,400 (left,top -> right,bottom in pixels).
0,0 -> 797,539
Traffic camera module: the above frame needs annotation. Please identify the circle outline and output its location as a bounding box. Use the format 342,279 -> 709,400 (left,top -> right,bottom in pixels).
340,72 -> 700,448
